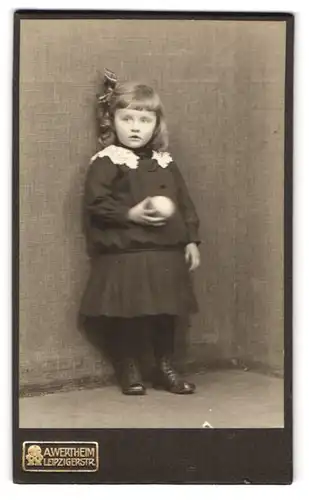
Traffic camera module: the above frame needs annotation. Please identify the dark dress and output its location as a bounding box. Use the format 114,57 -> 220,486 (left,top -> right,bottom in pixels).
80,144 -> 200,318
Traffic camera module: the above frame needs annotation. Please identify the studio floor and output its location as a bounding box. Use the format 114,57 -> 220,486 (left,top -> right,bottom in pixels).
19,369 -> 284,429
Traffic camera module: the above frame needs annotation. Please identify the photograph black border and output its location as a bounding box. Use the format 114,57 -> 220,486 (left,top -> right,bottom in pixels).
12,9 -> 294,484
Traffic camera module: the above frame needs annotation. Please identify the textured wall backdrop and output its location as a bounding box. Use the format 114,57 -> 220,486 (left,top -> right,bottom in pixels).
19,19 -> 286,390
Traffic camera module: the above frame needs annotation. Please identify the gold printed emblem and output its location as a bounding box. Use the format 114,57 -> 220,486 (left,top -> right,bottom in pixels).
22,441 -> 99,472
25,445 -> 44,466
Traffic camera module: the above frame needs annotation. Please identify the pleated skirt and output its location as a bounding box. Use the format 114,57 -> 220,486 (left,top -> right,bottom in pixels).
80,249 -> 198,318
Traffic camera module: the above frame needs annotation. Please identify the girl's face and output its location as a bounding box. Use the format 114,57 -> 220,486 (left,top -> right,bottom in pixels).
114,108 -> 157,149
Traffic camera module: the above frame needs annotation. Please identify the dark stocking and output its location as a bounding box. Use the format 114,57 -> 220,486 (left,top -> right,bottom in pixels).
151,315 -> 175,361
113,318 -> 146,396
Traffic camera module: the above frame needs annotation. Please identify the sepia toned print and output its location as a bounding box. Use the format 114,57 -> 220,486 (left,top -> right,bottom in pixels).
19,17 -> 286,430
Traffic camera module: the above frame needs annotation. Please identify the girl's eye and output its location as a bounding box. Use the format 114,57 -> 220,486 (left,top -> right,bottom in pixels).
122,116 -> 131,122
141,117 -> 151,123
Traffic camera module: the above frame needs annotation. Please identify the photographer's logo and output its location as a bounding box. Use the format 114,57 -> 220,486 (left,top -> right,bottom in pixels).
25,445 -> 44,466
22,441 -> 99,472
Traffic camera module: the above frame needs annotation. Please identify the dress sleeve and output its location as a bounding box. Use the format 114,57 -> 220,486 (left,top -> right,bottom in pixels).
170,161 -> 201,245
84,156 -> 130,227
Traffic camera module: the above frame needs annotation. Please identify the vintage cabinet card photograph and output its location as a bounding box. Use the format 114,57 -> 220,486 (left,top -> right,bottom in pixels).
13,10 -> 293,484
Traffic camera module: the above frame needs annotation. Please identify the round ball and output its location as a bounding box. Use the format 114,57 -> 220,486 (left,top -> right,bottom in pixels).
151,196 -> 176,218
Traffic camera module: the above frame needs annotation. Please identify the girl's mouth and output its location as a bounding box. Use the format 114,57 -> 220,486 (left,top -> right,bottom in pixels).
129,135 -> 141,140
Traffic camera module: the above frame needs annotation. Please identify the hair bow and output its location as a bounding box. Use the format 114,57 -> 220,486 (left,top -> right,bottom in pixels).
97,68 -> 117,106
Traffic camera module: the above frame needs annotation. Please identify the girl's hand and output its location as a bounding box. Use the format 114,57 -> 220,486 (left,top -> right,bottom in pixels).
127,197 -> 167,227
185,243 -> 201,271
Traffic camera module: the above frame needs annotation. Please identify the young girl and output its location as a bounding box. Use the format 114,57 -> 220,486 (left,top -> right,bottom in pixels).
80,69 -> 201,396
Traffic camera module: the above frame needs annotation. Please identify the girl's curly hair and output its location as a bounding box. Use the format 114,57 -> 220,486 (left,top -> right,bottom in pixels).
96,80 -> 169,152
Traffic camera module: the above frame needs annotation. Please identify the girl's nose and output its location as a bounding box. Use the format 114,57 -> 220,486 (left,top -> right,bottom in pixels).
131,120 -> 140,131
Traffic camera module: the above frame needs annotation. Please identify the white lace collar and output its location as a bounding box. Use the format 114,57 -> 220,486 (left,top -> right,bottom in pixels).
91,145 -> 173,169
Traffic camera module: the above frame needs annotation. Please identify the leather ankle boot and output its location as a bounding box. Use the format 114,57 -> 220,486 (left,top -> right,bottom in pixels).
121,358 -> 146,396
153,356 -> 195,395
